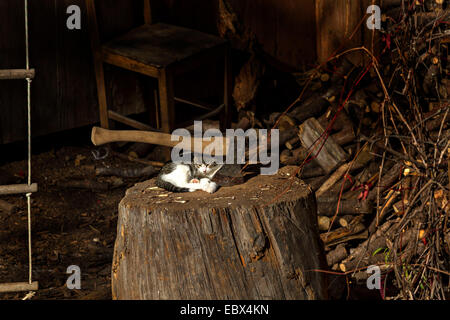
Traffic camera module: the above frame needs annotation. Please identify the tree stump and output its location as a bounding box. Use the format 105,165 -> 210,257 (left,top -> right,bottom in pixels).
112,169 -> 328,299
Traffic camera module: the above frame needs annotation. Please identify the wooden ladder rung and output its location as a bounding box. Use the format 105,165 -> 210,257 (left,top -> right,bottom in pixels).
0,281 -> 38,293
0,183 -> 38,196
0,68 -> 35,80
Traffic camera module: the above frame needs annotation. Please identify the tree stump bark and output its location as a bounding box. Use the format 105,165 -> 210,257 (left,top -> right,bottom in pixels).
112,170 -> 328,299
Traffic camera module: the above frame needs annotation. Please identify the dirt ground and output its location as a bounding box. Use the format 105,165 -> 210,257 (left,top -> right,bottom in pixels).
0,128 -> 158,299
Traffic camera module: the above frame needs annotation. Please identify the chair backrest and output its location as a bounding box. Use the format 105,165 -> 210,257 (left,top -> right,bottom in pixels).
85,0 -> 153,57
85,0 -> 152,37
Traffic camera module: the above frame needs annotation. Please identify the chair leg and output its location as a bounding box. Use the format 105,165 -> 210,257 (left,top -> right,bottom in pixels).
158,68 -> 175,160
86,0 -> 109,129
221,45 -> 232,132
95,62 -> 110,129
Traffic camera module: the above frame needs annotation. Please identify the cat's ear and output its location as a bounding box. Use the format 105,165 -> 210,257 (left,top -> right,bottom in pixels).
192,154 -> 202,164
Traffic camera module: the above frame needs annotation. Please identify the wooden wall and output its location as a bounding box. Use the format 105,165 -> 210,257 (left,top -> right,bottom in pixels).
0,0 -> 317,144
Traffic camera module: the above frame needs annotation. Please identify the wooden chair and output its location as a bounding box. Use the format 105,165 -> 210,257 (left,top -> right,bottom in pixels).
85,0 -> 232,136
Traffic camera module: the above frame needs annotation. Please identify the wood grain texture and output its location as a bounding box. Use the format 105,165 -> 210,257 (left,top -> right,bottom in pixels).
112,173 -> 327,299
315,0 -> 362,63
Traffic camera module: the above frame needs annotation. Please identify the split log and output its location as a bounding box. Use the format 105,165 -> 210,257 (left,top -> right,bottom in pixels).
278,127 -> 299,146
299,161 -> 326,179
331,127 -> 356,146
326,244 -> 347,266
275,114 -> 297,131
317,199 -> 373,216
289,87 -> 338,123
340,220 -> 396,272
320,220 -> 366,246
280,147 -> 308,166
318,216 -> 331,231
298,118 -> 348,174
367,162 -> 403,201
319,174 -> 354,198
325,230 -> 368,249
285,136 -> 301,150
304,175 -> 329,192
112,174 -> 327,299
318,110 -> 355,146
316,163 -> 350,197
338,215 -> 356,228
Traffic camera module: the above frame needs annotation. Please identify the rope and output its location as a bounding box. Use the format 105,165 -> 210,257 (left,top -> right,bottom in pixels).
24,0 -> 33,286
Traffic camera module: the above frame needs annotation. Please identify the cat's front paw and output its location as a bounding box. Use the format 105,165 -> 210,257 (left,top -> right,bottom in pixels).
190,178 -> 200,184
199,178 -> 218,194
204,181 -> 218,194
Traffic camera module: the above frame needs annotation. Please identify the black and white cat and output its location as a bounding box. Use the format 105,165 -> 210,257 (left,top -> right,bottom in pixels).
156,159 -> 223,193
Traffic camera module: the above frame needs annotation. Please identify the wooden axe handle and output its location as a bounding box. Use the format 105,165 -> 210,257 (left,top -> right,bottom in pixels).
91,126 -> 229,156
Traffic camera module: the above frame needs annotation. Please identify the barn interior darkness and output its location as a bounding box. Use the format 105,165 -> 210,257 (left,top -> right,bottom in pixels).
0,0 -> 449,301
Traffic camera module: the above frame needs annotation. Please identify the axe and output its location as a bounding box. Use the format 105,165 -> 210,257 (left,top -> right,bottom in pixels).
91,126 -> 230,156
90,126 -> 244,186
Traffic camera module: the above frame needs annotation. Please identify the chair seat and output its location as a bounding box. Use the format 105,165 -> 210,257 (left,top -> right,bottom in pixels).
102,23 -> 227,69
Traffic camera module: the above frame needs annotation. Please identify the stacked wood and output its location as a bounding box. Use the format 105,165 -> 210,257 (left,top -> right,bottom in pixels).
221,1 -> 449,299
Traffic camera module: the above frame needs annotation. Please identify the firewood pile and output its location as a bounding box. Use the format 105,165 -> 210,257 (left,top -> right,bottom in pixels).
220,0 -> 449,299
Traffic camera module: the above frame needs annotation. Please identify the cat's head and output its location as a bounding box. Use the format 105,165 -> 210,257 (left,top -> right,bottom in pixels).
193,161 -> 219,175
192,155 -> 222,176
